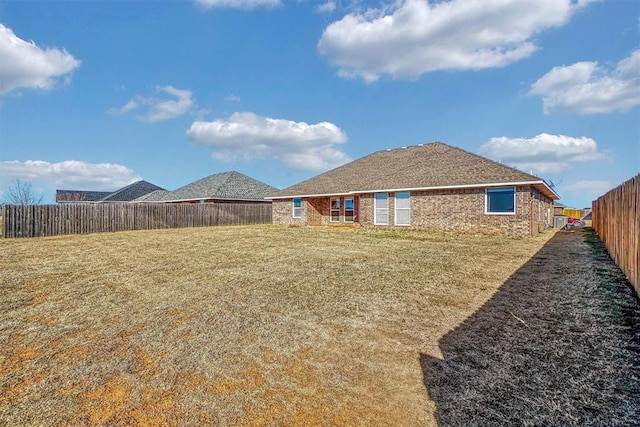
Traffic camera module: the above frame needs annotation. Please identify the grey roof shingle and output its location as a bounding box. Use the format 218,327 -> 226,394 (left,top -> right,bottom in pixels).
148,171 -> 277,202
56,190 -> 113,203
270,142 -> 558,199
99,180 -> 166,202
131,190 -> 170,202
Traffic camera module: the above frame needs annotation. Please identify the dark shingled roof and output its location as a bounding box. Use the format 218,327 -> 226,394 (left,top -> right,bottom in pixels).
99,180 -> 166,202
131,190 -> 170,202
270,142 -> 558,200
56,190 -> 113,203
148,171 -> 278,202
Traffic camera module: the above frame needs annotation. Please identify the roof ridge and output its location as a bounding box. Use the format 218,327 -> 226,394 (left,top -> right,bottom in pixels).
211,171 -> 236,198
101,180 -> 142,197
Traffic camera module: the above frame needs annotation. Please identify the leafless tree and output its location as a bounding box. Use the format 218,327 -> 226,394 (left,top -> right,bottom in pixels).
2,180 -> 44,205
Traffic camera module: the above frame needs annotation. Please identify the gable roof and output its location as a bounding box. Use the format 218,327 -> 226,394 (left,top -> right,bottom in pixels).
140,171 -> 278,202
56,190 -> 113,203
99,180 -> 166,202
270,142 -> 559,200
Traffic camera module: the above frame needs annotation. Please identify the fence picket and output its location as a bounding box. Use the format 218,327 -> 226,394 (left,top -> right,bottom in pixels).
593,174 -> 639,295
2,202 -> 272,239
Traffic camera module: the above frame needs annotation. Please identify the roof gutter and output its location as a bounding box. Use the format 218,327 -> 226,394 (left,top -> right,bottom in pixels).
267,180 -> 559,200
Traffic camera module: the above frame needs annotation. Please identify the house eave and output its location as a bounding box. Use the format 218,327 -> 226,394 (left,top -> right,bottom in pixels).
267,180 -> 559,200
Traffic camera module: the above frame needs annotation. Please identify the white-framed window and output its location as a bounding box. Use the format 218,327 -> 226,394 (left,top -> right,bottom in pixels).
292,198 -> 302,218
374,193 -> 389,225
330,198 -> 340,222
485,187 -> 516,214
344,197 -> 355,223
394,192 -> 410,226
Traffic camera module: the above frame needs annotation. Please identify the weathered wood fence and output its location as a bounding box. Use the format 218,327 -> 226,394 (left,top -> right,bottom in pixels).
592,174 -> 639,296
1,203 -> 272,238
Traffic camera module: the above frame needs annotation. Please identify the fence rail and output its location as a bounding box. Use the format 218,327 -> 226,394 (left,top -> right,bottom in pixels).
592,174 -> 639,296
1,202 -> 272,238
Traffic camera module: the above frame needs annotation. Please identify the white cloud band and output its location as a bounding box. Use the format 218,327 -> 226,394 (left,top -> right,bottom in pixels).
318,0 -> 586,82
530,49 -> 640,114
0,24 -> 80,95
479,133 -> 608,173
186,112 -> 350,170
109,85 -> 194,122
0,160 -> 141,191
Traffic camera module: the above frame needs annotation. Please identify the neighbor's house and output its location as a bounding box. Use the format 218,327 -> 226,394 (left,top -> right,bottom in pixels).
268,142 -> 559,237
56,180 -> 165,203
132,171 -> 277,204
553,201 -> 566,216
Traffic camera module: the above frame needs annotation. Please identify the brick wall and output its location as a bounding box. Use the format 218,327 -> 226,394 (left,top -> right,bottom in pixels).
272,199 -> 304,226
273,186 -> 553,236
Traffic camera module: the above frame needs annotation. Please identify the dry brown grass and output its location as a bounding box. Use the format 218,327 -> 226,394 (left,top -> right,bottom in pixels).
0,225 -> 555,425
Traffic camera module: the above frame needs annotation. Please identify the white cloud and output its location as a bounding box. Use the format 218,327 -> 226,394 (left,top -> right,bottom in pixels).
479,133 -> 609,173
0,24 -> 80,95
563,180 -> 612,196
530,49 -> 640,114
226,93 -> 241,102
186,111 -> 350,170
0,160 -> 141,191
109,85 -> 194,122
194,0 -> 281,9
318,0 -> 588,82
315,1 -> 336,14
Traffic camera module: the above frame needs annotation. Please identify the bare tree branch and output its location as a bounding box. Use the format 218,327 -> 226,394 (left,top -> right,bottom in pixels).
2,180 -> 44,205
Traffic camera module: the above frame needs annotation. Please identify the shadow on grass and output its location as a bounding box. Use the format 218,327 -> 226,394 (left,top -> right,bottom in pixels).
421,229 -> 640,426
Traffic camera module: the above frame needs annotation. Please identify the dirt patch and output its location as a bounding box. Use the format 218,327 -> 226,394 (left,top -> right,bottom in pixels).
422,228 -> 640,426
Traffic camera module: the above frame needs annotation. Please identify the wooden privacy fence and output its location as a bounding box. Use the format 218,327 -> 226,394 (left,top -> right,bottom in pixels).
592,174 -> 639,296
1,202 -> 272,238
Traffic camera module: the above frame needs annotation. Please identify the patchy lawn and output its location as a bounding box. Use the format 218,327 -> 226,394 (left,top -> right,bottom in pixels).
0,225 -> 636,425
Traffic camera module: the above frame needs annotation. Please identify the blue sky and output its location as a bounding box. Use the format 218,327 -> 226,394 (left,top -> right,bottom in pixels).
1,0 -> 638,208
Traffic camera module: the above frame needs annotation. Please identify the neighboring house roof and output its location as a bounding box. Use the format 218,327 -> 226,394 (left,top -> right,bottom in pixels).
141,171 -> 278,202
131,190 -> 170,202
99,180 -> 166,202
56,180 -> 165,203
269,142 -> 559,200
56,190 -> 113,203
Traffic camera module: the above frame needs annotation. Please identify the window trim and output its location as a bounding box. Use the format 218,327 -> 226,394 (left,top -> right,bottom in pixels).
330,197 -> 341,223
374,193 -> 389,225
394,192 -> 410,226
485,187 -> 516,215
292,198 -> 302,218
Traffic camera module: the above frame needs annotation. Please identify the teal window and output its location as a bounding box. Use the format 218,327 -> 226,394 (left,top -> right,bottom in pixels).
486,187 -> 515,214
344,198 -> 354,222
292,198 -> 302,218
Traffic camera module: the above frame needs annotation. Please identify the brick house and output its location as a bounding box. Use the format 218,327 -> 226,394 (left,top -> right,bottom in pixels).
268,142 -> 558,236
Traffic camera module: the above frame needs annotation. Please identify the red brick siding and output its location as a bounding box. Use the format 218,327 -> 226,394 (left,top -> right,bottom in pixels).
307,197 -> 330,225
272,186 -> 553,236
